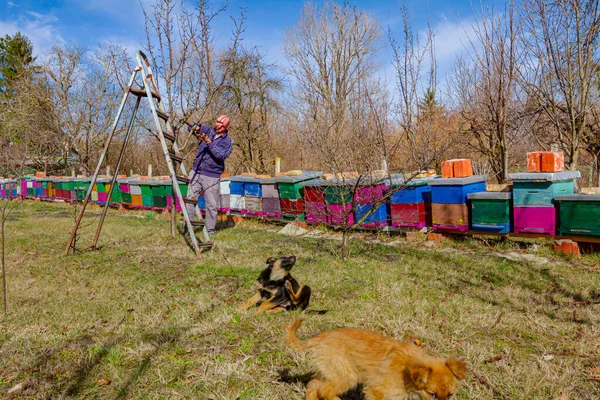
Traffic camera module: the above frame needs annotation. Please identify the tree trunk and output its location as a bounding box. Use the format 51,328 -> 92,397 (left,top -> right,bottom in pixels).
341,230 -> 349,261
1,206 -> 6,315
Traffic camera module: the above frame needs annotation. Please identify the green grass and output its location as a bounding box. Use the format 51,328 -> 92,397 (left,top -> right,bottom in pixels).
1,201 -> 599,399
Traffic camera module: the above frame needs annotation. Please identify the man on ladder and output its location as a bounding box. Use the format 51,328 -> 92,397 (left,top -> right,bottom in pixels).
185,115 -> 233,239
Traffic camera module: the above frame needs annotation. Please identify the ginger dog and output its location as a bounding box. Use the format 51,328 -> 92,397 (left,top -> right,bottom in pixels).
285,320 -> 466,400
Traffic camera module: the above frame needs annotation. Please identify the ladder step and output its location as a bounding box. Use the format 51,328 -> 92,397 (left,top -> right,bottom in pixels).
176,176 -> 189,184
169,153 -> 183,163
163,132 -> 176,142
156,109 -> 169,121
190,221 -> 205,227
128,87 -> 161,100
183,198 -> 197,205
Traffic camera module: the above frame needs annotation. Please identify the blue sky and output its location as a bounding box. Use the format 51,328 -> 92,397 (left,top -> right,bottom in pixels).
0,0 -> 483,83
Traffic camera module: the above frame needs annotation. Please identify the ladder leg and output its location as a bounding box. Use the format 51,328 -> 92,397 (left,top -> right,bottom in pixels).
65,68 -> 139,255
170,185 -> 176,238
91,97 -> 140,250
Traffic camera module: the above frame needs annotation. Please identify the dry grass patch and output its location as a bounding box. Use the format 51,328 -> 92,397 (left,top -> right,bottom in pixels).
0,201 -> 599,399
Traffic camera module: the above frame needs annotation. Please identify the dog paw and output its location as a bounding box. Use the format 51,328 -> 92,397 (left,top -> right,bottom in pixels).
284,280 -> 292,291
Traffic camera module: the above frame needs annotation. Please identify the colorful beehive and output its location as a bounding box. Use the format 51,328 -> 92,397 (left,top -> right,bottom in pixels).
150,180 -> 167,209
276,172 -> 321,220
509,171 -> 579,235
128,179 -> 143,208
467,192 -> 512,233
430,175 -> 487,232
219,176 -> 231,212
229,176 -> 246,212
389,175 -> 433,229
556,194 -> 600,236
261,177 -> 281,217
165,180 -> 188,212
322,178 -> 355,226
353,175 -> 393,227
118,178 -> 131,206
95,178 -> 110,204
301,179 -> 328,224
244,177 -> 262,215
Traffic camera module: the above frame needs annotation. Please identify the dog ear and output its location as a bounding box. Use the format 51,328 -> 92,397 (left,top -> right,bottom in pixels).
266,257 -> 276,264
409,365 -> 431,388
446,358 -> 467,380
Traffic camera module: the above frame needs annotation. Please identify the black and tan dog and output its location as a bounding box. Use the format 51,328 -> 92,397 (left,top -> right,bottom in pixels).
238,256 -> 311,315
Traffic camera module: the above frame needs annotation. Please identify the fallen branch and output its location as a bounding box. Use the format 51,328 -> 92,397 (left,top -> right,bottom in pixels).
469,368 -> 512,400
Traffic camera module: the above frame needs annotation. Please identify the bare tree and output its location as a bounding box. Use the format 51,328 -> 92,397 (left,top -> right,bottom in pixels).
0,141 -> 28,315
450,0 -> 521,183
141,0 -> 237,160
217,12 -> 283,174
521,0 -> 600,170
41,44 -> 126,175
388,2 -> 459,173
284,1 -> 387,258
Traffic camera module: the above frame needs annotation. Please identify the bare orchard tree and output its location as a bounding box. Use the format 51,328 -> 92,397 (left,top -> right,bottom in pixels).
0,141 -> 28,315
42,44 -> 125,175
450,0 -> 521,183
219,13 -> 283,174
141,0 -> 239,160
389,2 -> 456,172
284,2 -> 387,258
520,0 -> 600,170
283,2 -> 380,169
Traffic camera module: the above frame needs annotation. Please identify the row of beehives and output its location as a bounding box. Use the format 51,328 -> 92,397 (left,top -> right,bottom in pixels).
1,169 -> 599,237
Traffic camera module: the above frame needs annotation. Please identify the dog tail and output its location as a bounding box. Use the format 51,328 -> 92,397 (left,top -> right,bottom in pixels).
285,319 -> 311,351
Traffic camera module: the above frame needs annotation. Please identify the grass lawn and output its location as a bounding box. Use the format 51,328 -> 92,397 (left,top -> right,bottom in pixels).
1,201 -> 599,399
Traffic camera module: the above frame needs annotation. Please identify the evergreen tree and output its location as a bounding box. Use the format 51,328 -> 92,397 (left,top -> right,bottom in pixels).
0,32 -> 35,96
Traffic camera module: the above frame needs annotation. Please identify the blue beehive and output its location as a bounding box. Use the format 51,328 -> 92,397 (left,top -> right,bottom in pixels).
389,182 -> 432,204
229,179 -> 244,195
243,179 -> 262,197
355,204 -> 387,226
430,175 -> 487,204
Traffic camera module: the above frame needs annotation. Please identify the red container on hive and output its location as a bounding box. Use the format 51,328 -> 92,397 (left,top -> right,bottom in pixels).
280,198 -> 304,213
304,186 -> 325,203
390,203 -> 430,228
527,152 -> 542,172
540,151 -> 564,172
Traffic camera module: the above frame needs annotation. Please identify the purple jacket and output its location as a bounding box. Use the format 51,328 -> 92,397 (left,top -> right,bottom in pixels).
190,124 -> 233,178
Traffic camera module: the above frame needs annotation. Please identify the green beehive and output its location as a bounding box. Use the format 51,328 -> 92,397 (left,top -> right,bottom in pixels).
275,172 -> 321,200
110,183 -> 122,204
140,182 -> 153,197
120,191 -> 132,205
467,192 -> 512,233
556,194 -> 600,236
324,183 -> 353,204
282,213 -> 305,221
178,182 -> 188,197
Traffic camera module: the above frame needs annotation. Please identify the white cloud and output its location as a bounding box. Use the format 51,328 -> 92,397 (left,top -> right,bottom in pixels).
0,12 -> 64,55
7,1 -> 15,7
431,18 -> 476,64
